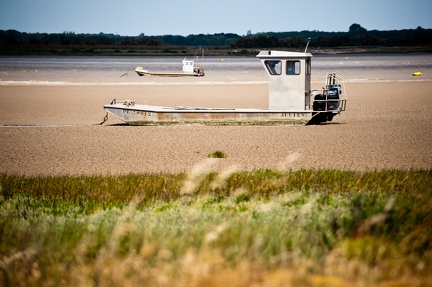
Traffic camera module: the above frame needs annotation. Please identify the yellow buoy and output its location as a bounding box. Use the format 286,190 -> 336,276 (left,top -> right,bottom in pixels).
412,71 -> 422,76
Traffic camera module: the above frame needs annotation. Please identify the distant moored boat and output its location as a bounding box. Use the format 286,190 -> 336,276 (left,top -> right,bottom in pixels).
134,58 -> 205,77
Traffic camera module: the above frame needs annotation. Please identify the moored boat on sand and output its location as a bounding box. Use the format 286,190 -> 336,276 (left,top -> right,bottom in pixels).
134,57 -> 205,77
104,50 -> 346,125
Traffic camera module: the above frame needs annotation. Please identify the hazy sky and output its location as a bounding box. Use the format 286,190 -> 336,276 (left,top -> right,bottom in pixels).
1,0 -> 431,36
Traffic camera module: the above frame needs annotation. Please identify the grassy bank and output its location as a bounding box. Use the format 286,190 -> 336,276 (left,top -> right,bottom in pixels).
1,169 -> 431,286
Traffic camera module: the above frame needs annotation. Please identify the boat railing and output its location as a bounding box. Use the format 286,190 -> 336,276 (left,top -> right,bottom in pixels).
312,98 -> 346,112
311,73 -> 347,113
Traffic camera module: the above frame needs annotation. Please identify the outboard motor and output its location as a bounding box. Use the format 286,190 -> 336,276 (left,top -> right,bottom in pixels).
327,84 -> 341,110
309,73 -> 346,124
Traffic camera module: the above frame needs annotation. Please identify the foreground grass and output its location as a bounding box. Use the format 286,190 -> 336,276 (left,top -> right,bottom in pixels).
0,169 -> 431,286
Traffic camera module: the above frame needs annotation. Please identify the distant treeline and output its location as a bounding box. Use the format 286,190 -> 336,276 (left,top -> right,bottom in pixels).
233,25 -> 432,48
1,24 -> 431,51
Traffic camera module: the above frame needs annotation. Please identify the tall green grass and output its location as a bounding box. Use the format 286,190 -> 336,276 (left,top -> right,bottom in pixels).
0,169 -> 431,286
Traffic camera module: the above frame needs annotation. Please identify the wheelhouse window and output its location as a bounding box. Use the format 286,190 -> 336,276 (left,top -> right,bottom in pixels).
265,60 -> 281,75
286,61 -> 301,75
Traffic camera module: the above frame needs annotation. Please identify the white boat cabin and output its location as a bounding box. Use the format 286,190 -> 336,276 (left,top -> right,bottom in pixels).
257,51 -> 312,111
182,58 -> 195,74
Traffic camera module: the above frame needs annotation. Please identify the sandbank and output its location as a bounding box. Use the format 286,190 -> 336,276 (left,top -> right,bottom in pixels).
0,81 -> 431,175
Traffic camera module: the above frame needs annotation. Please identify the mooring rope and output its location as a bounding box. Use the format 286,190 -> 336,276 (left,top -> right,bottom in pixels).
98,112 -> 109,125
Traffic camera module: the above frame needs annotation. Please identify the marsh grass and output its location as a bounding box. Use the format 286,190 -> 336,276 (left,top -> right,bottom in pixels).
208,150 -> 227,158
0,169 -> 431,286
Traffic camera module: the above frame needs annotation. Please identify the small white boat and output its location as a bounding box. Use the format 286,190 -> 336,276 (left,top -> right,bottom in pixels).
134,58 -> 205,77
105,50 -> 347,125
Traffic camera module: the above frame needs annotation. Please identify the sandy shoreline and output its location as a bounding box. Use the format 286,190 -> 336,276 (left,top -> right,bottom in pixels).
0,81 -> 431,176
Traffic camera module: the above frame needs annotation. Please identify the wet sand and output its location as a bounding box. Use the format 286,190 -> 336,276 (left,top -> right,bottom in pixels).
0,82 -> 431,176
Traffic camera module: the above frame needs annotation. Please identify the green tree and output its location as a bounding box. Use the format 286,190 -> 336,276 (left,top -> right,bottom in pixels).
349,23 -> 367,35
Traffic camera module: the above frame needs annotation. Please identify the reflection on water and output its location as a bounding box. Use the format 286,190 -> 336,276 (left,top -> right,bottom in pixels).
0,54 -> 431,85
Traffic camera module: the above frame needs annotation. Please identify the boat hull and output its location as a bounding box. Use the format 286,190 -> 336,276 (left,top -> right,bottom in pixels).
135,67 -> 205,77
103,102 -> 312,125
